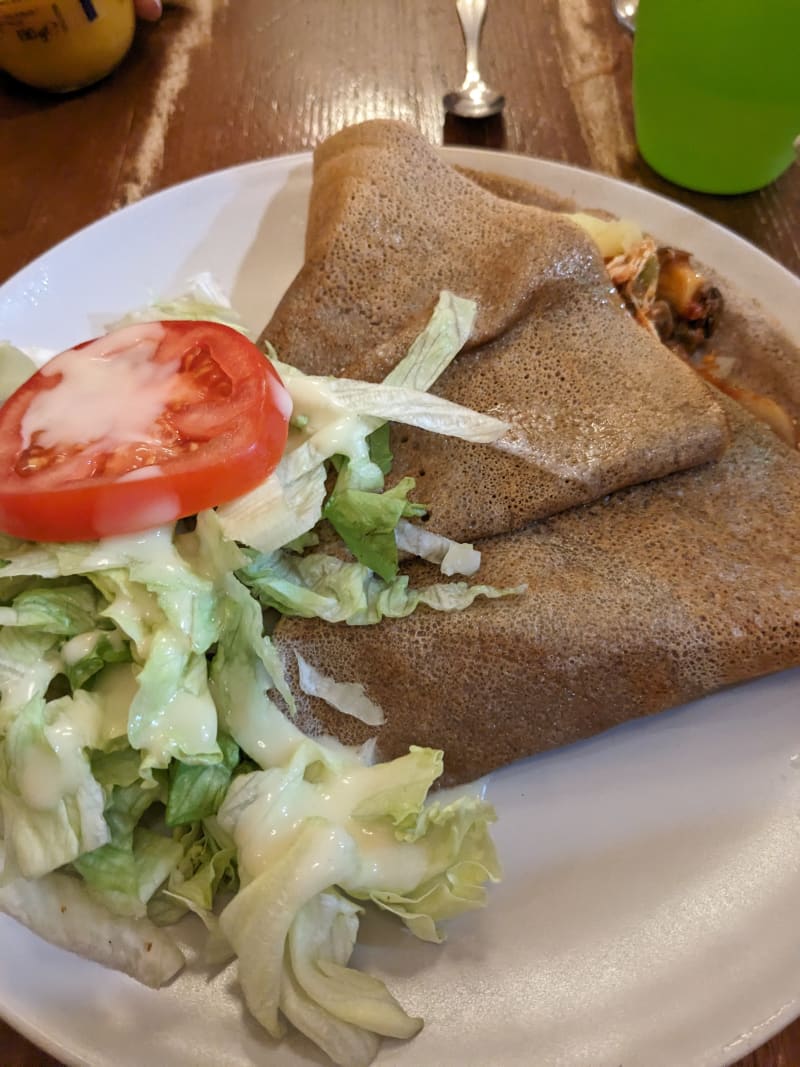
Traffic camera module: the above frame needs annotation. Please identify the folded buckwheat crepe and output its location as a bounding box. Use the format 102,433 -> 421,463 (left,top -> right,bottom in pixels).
263,121 -> 728,543
264,121 -> 800,784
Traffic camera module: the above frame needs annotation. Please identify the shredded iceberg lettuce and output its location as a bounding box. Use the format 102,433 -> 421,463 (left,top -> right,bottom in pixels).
382,290 -> 475,390
218,291 -> 507,575
0,342 -> 38,404
0,843 -> 185,987
294,652 -> 385,726
324,476 -> 426,582
217,741 -> 499,1065
0,280 -> 512,1067
239,545 -> 523,626
108,272 -> 248,335
395,518 -> 482,577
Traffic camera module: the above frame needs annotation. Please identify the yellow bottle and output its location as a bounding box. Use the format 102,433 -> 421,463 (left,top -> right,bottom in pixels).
0,0 -> 135,92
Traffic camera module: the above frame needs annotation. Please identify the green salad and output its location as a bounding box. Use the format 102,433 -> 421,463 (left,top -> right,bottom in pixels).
0,280 -> 517,1067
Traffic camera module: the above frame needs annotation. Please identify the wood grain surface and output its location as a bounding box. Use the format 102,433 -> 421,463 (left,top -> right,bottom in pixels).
1,1 -> 799,1065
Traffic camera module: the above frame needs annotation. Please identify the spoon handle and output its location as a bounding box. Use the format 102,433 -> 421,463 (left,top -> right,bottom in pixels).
456,0 -> 487,85
612,0 -> 638,32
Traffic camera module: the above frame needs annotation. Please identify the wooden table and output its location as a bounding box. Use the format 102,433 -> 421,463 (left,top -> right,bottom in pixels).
1,1 -> 798,1064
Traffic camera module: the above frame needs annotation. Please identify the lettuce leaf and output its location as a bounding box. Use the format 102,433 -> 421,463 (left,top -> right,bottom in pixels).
73,775 -> 170,907
128,633 -> 221,773
91,746 -> 142,789
216,734 -> 497,1063
357,795 -> 501,943
108,273 -> 247,334
215,464 -> 328,556
317,379 -> 508,442
0,629 -> 61,729
1,692 -> 110,879
3,583 -> 100,635
166,732 -> 240,826
394,519 -> 481,577
241,547 -> 524,626
323,477 -> 426,582
90,570 -> 164,659
1,780 -> 107,882
382,290 -> 475,390
282,890 -> 422,1067
366,423 -> 393,476
294,653 -> 385,727
219,821 -> 359,1039
160,819 -> 238,925
63,629 -> 131,692
0,341 -> 37,403
0,844 -> 184,987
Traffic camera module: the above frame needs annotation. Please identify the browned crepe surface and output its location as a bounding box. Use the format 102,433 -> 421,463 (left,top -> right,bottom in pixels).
263,121 -> 727,543
275,398 -> 800,786
456,166 -> 576,212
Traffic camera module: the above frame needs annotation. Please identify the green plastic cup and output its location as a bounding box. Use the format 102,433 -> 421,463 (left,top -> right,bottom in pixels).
633,0 -> 800,194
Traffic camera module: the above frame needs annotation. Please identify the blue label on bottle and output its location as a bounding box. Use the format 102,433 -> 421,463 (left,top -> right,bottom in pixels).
78,0 -> 98,21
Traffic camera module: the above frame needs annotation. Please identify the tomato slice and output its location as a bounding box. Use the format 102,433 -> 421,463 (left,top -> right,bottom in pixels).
0,321 -> 291,542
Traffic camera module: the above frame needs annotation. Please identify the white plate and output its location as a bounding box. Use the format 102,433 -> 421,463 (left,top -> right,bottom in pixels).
1,149 -> 799,1067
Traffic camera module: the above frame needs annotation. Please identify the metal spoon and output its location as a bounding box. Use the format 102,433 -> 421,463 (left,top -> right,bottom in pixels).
443,0 -> 505,119
612,0 -> 638,32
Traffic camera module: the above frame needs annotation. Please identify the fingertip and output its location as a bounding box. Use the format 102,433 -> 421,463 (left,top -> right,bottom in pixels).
136,0 -> 163,21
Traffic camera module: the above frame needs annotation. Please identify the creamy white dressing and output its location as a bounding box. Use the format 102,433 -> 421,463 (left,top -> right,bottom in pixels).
16,744 -> 61,810
19,691 -> 102,810
160,686 -> 216,749
309,411 -> 371,464
283,373 -> 346,437
100,585 -> 162,659
348,830 -> 430,891
129,671 -> 218,768
282,373 -> 375,466
21,323 -> 169,451
217,681 -> 424,887
60,630 -> 100,666
219,659 -> 309,768
47,690 -> 102,755
76,525 -> 179,572
227,757 -> 432,894
91,662 -> 139,744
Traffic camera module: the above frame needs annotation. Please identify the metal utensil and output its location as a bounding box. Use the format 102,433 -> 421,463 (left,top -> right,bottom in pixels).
443,0 -> 505,119
612,0 -> 638,32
